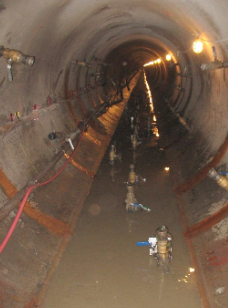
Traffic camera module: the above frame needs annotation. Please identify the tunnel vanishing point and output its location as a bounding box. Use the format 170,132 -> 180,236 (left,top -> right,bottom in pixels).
1,0 -> 228,307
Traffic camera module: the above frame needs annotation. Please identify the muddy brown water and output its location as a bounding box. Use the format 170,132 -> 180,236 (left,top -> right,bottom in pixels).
42,129 -> 201,308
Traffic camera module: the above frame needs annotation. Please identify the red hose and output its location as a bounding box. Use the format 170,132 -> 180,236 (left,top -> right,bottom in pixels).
0,124 -> 85,254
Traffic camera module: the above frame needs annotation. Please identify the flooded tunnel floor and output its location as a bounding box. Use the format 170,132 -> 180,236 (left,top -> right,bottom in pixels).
42,123 -> 201,308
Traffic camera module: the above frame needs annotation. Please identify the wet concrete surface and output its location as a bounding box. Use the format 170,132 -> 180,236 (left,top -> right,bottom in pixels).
152,86 -> 228,307
41,122 -> 202,308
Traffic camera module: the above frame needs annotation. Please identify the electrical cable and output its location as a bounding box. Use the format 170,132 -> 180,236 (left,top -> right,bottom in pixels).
199,34 -> 228,43
0,122 -> 85,254
179,46 -> 193,54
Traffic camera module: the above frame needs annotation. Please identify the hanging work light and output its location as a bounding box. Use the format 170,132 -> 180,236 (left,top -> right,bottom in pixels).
192,39 -> 203,54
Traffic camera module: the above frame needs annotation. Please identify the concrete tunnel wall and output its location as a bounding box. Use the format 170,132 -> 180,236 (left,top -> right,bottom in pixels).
1,0 -> 228,307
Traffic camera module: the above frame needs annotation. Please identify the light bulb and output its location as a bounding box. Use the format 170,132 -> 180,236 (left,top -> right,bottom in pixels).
166,54 -> 172,61
157,58 -> 161,64
193,39 -> 203,54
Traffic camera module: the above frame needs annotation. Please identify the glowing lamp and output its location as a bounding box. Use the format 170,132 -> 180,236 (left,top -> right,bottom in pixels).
166,54 -> 172,61
157,58 -> 161,64
193,39 -> 203,54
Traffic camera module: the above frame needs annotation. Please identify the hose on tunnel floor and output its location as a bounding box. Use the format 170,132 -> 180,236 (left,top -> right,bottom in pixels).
0,122 -> 86,254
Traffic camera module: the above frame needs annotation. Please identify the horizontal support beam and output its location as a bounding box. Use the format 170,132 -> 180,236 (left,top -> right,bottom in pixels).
0,168 -> 72,237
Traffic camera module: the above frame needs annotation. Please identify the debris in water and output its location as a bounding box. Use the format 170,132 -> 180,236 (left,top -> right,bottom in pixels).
215,287 -> 225,295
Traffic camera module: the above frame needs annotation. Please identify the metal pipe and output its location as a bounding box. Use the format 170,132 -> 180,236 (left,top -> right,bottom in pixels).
71,60 -> 91,68
0,46 -> 35,66
208,168 -> 228,190
0,46 -> 35,81
65,138 -> 74,150
201,60 -> 228,71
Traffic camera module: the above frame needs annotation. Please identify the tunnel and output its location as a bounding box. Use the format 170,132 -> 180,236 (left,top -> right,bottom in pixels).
1,0 -> 228,307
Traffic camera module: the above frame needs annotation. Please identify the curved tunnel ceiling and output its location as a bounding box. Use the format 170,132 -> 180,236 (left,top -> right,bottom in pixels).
1,0 -> 226,135
1,0 -> 226,126
1,0 -> 228,307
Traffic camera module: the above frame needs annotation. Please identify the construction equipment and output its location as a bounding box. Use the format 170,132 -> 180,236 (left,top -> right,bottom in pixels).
137,226 -> 172,274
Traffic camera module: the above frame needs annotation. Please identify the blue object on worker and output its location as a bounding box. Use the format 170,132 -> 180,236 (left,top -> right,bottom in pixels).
220,171 -> 228,176
136,241 -> 150,246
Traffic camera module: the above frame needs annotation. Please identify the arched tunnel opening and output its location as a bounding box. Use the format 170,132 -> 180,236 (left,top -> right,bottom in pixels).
1,1 -> 228,307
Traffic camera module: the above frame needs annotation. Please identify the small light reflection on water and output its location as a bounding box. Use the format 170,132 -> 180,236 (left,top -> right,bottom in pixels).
178,268 -> 195,284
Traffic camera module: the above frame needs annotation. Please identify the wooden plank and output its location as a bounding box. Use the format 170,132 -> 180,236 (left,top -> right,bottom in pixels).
0,168 -> 72,237
64,153 -> 95,177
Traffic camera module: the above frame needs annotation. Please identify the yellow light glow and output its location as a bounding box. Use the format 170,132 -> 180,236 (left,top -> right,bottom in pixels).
164,167 -> 170,172
193,39 -> 203,54
153,114 -> 156,122
143,58 -> 161,67
143,71 -> 154,112
144,61 -> 154,67
166,54 -> 172,61
153,126 -> 159,137
189,267 -> 195,273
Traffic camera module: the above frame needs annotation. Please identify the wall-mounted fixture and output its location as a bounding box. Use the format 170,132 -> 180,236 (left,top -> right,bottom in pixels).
192,39 -> 203,54
48,132 -> 57,140
201,60 -> 228,70
48,131 -> 64,140
71,60 -> 91,69
212,46 -> 217,60
109,144 -> 116,164
176,50 -> 180,59
92,56 -> 101,62
201,46 -> 228,70
89,72 -> 101,78
32,104 -> 39,121
15,111 -> 21,119
46,94 -> 56,106
208,168 -> 228,191
9,113 -> 15,121
0,46 -> 35,81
